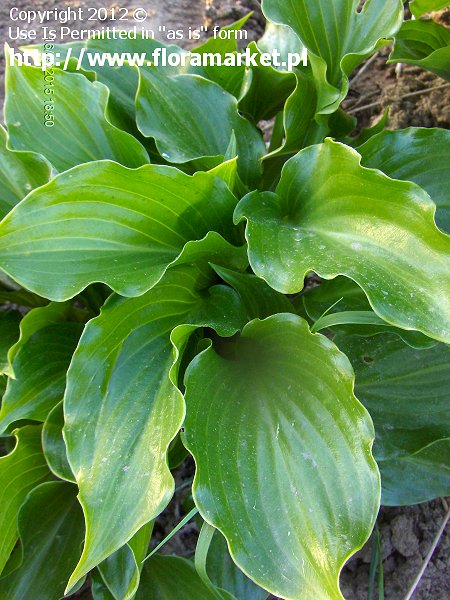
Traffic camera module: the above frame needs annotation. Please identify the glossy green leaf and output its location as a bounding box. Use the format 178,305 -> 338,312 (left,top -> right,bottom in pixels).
388,18 -> 450,81
0,125 -> 50,219
136,554 -> 221,600
238,43 -> 296,122
358,127 -> 450,233
136,69 -> 265,185
207,530 -> 269,600
195,56 -> 246,101
410,0 -> 449,17
92,571 -> 116,600
184,314 -> 380,600
194,14 -> 252,56
99,522 -> 153,600
0,481 -> 84,599
303,278 -> 372,321
0,323 -> 82,433
4,52 -> 149,171
261,0 -> 403,113
328,108 -> 357,140
6,302 -> 71,376
267,70 -> 327,158
235,139 -> 450,344
192,16 -> 252,99
130,522 -> 154,565
312,311 -> 387,332
334,333 -> 450,460
97,523 -> 152,600
258,22 -> 303,66
335,332 -> 450,505
0,425 -> 50,575
0,311 -> 21,375
42,401 -> 75,482
83,37 -> 145,131
98,544 -> 139,600
84,37 -> 183,134
21,42 -> 95,80
257,21 -> 344,158
208,155 -> 240,196
266,78 -> 356,161
64,235 -> 247,591
212,265 -> 293,320
379,439 -> 450,505
0,162 -> 239,301
302,276 -> 437,348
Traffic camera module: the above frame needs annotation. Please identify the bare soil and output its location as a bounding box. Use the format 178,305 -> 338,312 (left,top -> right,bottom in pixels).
1,1 -> 449,599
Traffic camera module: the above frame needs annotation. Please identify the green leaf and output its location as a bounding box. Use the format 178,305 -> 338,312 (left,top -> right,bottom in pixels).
212,265 -> 293,320
209,155 -> 240,195
92,570 -> 116,600
0,162 -> 239,301
207,530 -> 269,600
184,314 -> 380,600
335,333 -> 450,505
0,425 -> 51,575
136,69 -> 265,185
303,278 -> 371,321
83,37 -> 182,133
97,523 -> 152,600
235,139 -> 450,344
98,522 -> 153,600
388,18 -> 450,81
6,302 -> 72,377
238,43 -> 296,123
0,323 -> 82,433
0,125 -> 50,219
98,544 -> 140,600
42,401 -> 75,482
192,16 -> 252,99
266,70 -> 327,158
0,481 -> 84,599
83,38 -> 143,131
194,14 -> 253,56
358,127 -> 450,233
21,42 -> 95,80
379,439 -> 450,505
129,522 -> 153,565
258,22 -> 303,66
410,0 -> 449,17
64,235 -> 247,591
261,0 -> 403,113
303,277 -> 437,348
0,311 -> 21,375
312,311 -> 387,332
334,333 -> 450,460
136,554 -> 221,600
265,75 -> 357,160
4,51 -> 149,171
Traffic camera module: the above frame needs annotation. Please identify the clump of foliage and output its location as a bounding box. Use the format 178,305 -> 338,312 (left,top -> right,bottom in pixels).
0,1 -> 449,599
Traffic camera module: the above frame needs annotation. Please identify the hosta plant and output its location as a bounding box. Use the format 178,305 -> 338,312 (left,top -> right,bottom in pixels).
0,1 -> 449,599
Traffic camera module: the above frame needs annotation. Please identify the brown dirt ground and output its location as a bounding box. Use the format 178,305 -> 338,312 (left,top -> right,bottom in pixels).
1,1 -> 449,599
